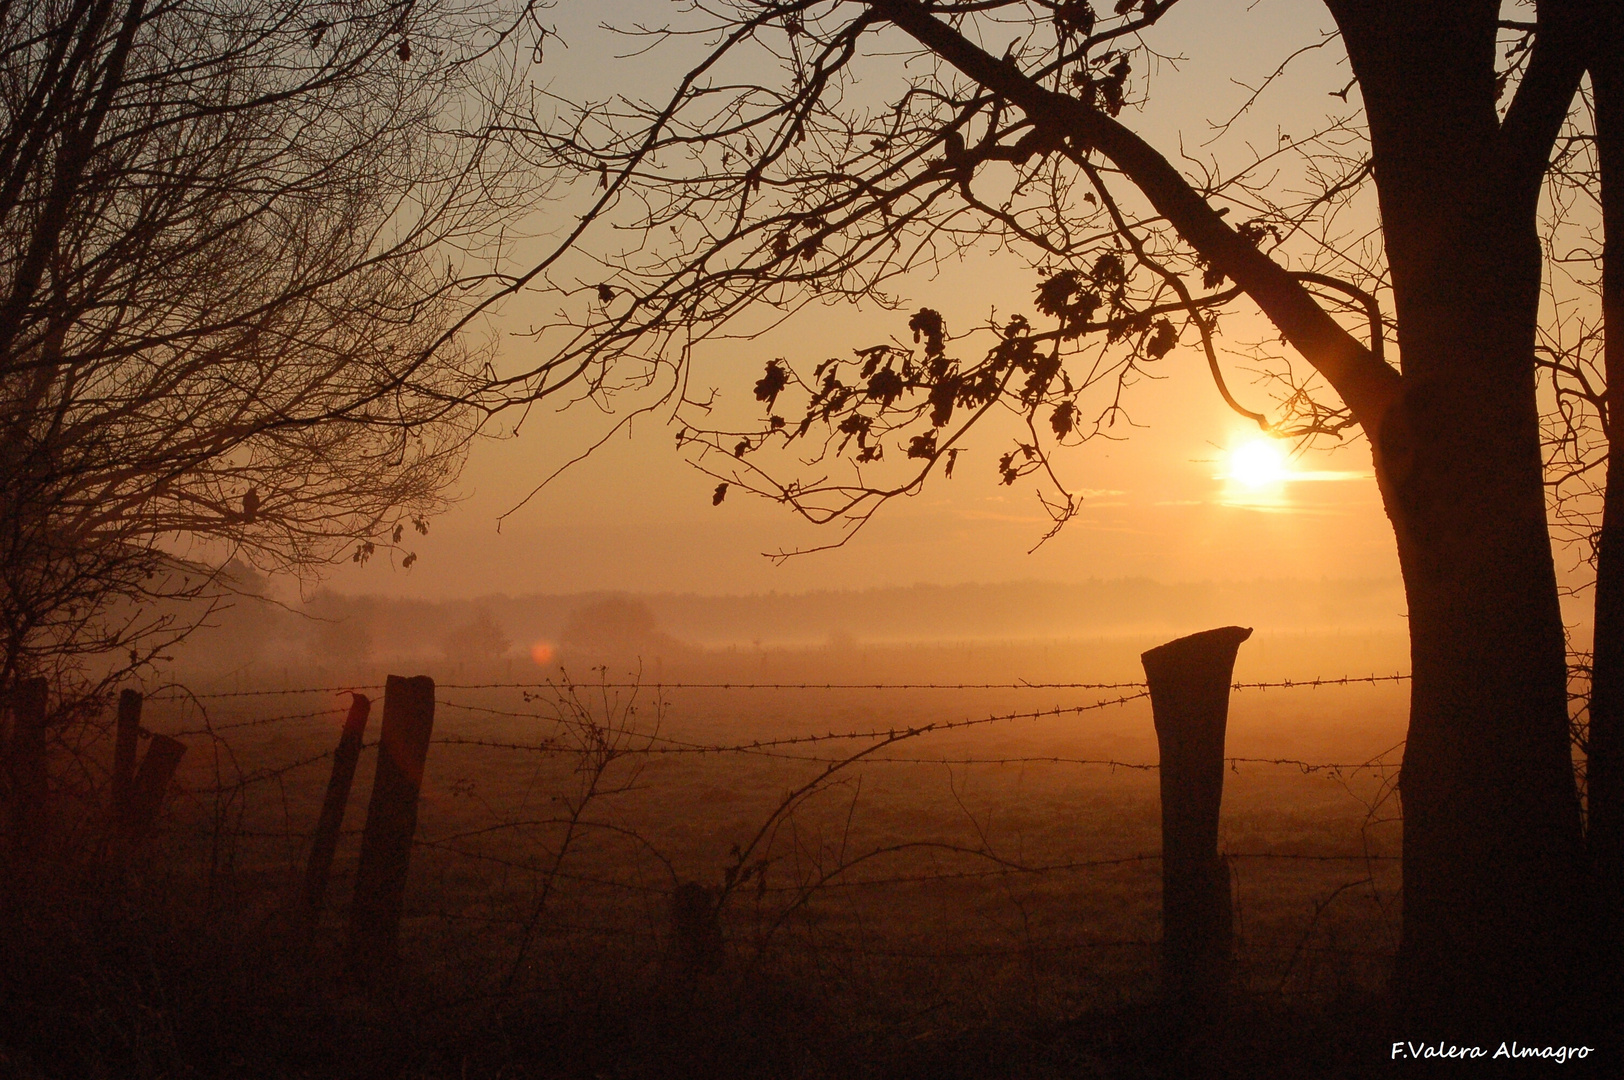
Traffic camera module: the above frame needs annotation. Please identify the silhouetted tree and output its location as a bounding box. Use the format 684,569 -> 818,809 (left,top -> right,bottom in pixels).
505,0 -> 1623,1032
0,1 -> 546,700
559,596 -> 683,663
305,591 -> 377,673
442,607 -> 512,665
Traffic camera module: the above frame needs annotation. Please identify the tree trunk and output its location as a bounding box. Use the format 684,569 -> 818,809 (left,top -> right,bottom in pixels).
1370,150 -> 1589,1038
1381,383 -> 1591,1031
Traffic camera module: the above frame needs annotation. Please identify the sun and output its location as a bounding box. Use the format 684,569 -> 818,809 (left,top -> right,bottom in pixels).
1227,437 -> 1290,488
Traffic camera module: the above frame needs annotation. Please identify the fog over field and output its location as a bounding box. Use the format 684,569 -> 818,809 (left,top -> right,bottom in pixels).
168,573 -> 1415,685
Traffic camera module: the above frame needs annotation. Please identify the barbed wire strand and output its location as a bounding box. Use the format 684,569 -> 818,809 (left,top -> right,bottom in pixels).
143,672 -> 1411,701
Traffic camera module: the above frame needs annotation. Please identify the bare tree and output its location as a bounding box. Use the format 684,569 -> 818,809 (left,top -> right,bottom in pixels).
501,0 -> 1623,1033
0,1 -> 549,699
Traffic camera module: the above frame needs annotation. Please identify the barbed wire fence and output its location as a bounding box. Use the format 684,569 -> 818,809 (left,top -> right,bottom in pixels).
65,667 -> 1439,1008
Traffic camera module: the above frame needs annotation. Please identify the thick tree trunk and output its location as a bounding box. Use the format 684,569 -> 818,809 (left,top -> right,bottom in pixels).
1381,362 -> 1591,1030
1381,376 -> 1591,1031
1370,155 -> 1590,1038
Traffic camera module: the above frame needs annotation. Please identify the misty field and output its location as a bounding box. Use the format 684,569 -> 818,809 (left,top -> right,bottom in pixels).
22,633 -> 1410,1075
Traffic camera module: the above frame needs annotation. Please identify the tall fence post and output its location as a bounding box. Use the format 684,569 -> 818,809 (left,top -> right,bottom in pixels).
348,675 -> 434,979
303,693 -> 372,924
7,677 -> 50,841
120,734 -> 187,842
1141,625 -> 1252,1007
112,689 -> 142,821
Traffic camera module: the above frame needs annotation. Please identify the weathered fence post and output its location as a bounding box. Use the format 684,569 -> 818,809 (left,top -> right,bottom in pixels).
1141,625 -> 1252,1007
7,677 -> 50,839
303,693 -> 372,923
112,689 -> 142,820
348,675 -> 434,979
120,734 -> 187,841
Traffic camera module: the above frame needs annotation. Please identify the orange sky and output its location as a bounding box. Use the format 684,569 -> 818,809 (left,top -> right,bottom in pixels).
326,275 -> 1402,598
314,1 -> 1534,604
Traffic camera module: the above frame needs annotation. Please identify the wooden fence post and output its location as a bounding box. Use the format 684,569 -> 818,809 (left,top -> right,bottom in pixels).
112,689 -> 142,821
120,734 -> 187,841
303,693 -> 372,923
348,675 -> 434,979
7,677 -> 50,840
1141,625 -> 1252,1007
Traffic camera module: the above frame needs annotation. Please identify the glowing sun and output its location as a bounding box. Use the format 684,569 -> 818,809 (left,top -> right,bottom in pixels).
1227,437 -> 1290,488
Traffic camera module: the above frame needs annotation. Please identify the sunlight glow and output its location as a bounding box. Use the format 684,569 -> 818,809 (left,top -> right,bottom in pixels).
1227,437 -> 1290,488
530,641 -> 555,665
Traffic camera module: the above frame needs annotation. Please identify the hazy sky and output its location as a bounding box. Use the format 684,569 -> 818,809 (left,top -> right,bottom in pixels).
322,1 -> 1413,601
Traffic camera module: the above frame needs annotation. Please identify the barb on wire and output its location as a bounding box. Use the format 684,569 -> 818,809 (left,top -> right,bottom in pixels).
434,690 -> 1149,754
437,673 -> 1411,693
167,706 -> 344,736
1230,673 -> 1411,691
147,684 -> 385,701
180,740 -> 376,795
132,671 -> 1414,723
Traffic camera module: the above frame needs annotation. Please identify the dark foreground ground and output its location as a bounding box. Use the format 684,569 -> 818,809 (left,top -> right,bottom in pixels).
6,855 -> 1617,1080
0,889 -> 1389,1080
3,889 -> 1611,1078
3,639 -> 1614,1077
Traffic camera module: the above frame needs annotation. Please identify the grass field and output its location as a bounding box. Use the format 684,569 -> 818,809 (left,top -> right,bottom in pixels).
2,633 -> 1432,1077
